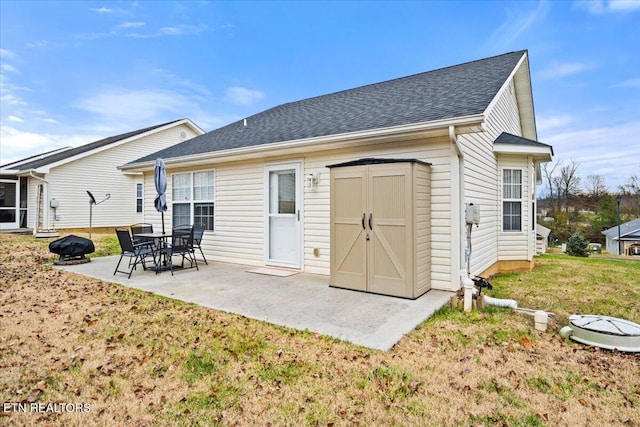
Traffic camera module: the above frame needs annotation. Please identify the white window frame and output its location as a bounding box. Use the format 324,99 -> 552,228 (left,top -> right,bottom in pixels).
171,170 -> 215,231
136,183 -> 143,214
502,168 -> 523,232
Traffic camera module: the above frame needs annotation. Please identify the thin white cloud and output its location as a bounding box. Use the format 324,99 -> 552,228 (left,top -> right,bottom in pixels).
1,64 -> 20,74
126,24 -> 209,38
89,7 -> 114,14
225,86 -> 264,106
8,115 -> 23,123
609,0 -> 640,11
73,89 -> 190,122
575,0 -> 640,14
0,49 -> 18,60
0,126 -> 104,165
152,68 -> 212,98
0,93 -> 27,106
615,78 -> 640,88
115,21 -> 146,30
482,1 -> 548,52
542,121 -> 640,187
536,114 -> 574,133
42,118 -> 62,125
540,62 -> 595,79
26,40 -> 68,49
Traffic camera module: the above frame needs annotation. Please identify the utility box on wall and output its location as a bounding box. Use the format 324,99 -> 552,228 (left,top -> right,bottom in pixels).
327,158 -> 431,299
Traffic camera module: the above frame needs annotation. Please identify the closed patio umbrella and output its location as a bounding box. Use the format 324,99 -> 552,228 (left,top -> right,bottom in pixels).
154,158 -> 168,234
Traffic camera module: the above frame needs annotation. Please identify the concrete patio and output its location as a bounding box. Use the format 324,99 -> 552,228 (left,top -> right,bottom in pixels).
56,256 -> 453,351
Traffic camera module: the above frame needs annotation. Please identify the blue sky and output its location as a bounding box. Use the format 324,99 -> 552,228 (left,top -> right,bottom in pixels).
1,0 -> 639,189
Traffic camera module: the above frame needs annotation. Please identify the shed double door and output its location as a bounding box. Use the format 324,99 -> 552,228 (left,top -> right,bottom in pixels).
330,162 -> 428,298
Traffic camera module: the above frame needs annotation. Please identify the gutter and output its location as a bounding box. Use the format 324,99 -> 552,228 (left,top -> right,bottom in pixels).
120,114 -> 485,172
449,125 -> 467,294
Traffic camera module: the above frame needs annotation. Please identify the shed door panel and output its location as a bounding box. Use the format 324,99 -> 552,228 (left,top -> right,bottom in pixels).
330,167 -> 367,291
367,165 -> 412,296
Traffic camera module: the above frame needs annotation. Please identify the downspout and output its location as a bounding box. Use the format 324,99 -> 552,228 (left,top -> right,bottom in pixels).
449,126 -> 473,310
28,171 -> 49,235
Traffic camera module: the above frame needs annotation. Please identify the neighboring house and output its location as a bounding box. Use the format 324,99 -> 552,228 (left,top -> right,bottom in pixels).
0,119 -> 203,233
602,217 -> 640,255
121,50 -> 553,294
536,224 -> 551,254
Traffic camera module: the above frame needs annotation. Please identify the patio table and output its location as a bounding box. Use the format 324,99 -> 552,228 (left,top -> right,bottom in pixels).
135,232 -> 174,273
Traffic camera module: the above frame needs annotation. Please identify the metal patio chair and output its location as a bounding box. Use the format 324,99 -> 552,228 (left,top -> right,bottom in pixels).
192,223 -> 208,264
114,228 -> 156,279
161,225 -> 198,275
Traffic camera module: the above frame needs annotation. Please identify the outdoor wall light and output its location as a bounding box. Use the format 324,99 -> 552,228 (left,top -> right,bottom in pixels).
305,173 -> 319,190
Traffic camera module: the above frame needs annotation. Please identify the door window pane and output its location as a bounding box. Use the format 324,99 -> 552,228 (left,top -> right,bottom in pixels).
269,170 -> 295,214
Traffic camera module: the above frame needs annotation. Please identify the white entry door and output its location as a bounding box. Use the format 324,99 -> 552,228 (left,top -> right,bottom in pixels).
265,162 -> 302,268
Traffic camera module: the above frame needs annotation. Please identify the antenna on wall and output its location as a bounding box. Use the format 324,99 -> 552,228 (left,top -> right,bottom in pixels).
87,190 -> 111,239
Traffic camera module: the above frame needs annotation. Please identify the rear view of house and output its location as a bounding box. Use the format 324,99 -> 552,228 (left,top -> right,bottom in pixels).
121,50 -> 553,296
0,119 -> 203,234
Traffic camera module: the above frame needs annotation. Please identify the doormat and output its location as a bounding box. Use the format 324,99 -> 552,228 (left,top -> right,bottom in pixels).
246,267 -> 299,277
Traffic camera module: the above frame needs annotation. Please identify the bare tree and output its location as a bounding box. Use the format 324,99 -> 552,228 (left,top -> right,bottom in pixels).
542,161 -> 560,202
618,165 -> 640,217
558,159 -> 581,213
585,174 -> 608,197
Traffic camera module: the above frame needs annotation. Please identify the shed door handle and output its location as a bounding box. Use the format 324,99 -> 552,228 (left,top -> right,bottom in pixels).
368,213 -> 373,230
361,213 -> 366,230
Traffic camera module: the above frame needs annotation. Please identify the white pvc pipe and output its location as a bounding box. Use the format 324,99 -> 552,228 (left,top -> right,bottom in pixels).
483,295 -> 518,309
463,278 -> 474,311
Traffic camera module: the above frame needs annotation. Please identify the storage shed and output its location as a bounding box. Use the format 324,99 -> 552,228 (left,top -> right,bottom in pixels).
328,158 -> 431,299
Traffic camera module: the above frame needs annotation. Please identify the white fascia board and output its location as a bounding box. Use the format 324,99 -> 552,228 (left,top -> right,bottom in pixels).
43,119 -> 203,171
494,143 -> 552,162
120,114 -> 485,172
483,51 -> 528,122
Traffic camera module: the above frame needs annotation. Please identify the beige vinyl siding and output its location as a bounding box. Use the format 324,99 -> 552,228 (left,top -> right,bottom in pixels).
497,156 -> 532,260
156,161 -> 265,267
155,137 -> 456,290
457,77 -> 523,276
304,138 -> 451,290
45,123 -> 198,229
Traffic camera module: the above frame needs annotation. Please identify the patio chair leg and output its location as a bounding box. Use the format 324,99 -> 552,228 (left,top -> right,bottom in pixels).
199,247 -> 207,265
114,254 -> 125,276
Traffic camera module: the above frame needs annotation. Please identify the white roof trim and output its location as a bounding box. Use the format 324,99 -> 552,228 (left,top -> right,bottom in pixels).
29,119 -> 204,173
494,143 -> 552,162
120,114 -> 485,172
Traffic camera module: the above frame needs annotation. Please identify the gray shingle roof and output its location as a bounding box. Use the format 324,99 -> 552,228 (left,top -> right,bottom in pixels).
494,132 -> 554,155
131,50 -> 527,164
3,119 -> 182,171
602,217 -> 640,239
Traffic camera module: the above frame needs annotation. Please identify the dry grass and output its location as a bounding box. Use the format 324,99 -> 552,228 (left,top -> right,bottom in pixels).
1,234 -> 639,426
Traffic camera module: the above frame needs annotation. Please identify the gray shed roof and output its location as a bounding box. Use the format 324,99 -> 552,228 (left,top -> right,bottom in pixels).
602,217 -> 640,239
2,119 -> 182,171
130,50 -> 528,165
494,132 -> 554,155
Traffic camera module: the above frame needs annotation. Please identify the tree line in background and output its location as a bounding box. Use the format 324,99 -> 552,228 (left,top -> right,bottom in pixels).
538,160 -> 640,246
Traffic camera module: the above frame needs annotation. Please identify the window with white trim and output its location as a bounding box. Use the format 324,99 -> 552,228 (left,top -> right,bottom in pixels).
172,171 -> 215,230
136,183 -> 143,213
502,169 -> 522,232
